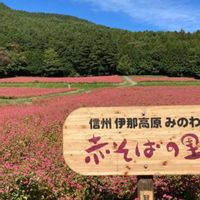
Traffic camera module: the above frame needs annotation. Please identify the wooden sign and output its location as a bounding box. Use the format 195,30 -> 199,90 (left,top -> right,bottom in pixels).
63,105 -> 200,176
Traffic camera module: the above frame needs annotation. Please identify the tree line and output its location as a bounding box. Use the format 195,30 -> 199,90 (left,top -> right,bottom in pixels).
0,3 -> 200,78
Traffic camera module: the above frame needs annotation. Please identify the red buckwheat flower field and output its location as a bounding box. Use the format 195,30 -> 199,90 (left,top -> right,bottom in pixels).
0,76 -> 200,200
0,87 -> 75,98
0,75 -> 122,83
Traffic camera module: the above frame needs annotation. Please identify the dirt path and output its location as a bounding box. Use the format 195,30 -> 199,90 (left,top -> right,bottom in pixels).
122,76 -> 137,86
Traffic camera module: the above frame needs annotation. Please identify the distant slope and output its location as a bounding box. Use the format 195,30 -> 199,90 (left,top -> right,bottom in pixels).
0,3 -> 200,78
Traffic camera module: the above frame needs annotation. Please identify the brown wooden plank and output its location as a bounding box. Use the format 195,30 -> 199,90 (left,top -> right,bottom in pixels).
63,105 -> 200,175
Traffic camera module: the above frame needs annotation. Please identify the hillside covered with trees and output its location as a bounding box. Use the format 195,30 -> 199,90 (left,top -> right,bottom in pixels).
1,3 -> 200,78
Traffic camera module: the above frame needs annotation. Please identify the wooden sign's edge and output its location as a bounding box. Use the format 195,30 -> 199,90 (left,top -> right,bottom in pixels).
63,104 -> 200,122
63,105 -> 200,116
62,105 -> 200,176
62,104 -> 200,129
63,107 -> 89,176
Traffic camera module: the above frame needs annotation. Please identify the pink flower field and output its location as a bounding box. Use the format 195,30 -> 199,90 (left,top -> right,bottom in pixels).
0,75 -> 122,83
0,87 -> 75,98
1,86 -> 200,199
133,76 -> 198,82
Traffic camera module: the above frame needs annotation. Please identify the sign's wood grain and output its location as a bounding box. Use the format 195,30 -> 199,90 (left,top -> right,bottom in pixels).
63,105 -> 200,176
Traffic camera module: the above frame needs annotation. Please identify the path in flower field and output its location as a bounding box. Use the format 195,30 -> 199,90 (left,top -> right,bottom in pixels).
0,87 -> 76,98
0,76 -> 124,104
1,85 -> 200,199
122,76 -> 137,86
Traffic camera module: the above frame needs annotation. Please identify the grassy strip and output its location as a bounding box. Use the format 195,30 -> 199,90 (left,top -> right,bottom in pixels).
0,89 -> 82,105
0,82 -> 117,89
137,81 -> 200,86
0,98 -> 33,105
0,89 -> 76,100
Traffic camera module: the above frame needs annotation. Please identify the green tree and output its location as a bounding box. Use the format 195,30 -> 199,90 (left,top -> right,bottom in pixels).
9,52 -> 28,76
0,49 -> 11,77
43,48 -> 62,76
43,48 -> 59,66
116,55 -> 132,75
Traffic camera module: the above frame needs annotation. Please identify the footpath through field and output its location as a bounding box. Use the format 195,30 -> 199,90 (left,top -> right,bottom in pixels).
121,76 -> 137,86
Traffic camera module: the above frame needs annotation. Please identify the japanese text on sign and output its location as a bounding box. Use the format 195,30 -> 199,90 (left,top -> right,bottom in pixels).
89,117 -> 200,130
85,133 -> 200,165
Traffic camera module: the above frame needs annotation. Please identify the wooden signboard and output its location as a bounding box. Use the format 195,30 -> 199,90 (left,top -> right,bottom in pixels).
63,105 -> 200,176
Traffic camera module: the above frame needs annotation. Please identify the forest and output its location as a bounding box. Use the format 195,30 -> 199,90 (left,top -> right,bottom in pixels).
0,3 -> 200,78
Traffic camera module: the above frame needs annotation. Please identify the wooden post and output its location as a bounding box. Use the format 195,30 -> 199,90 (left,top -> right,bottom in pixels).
137,176 -> 154,200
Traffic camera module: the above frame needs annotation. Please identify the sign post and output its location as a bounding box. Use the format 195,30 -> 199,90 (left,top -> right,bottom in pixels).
63,105 -> 200,199
137,176 -> 154,200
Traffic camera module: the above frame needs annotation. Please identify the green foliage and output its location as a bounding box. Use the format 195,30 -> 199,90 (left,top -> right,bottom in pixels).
43,48 -> 60,67
117,55 -> 132,75
0,3 -> 200,78
0,49 -> 11,77
43,48 -> 62,76
156,175 -> 200,200
1,175 -> 56,200
9,52 -> 28,76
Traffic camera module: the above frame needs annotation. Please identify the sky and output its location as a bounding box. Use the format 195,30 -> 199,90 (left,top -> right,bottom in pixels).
1,0 -> 200,32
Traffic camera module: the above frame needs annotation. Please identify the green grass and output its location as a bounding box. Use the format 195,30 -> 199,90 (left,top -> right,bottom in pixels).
0,98 -> 33,105
0,89 -> 81,105
137,81 -> 200,86
0,82 -> 117,89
